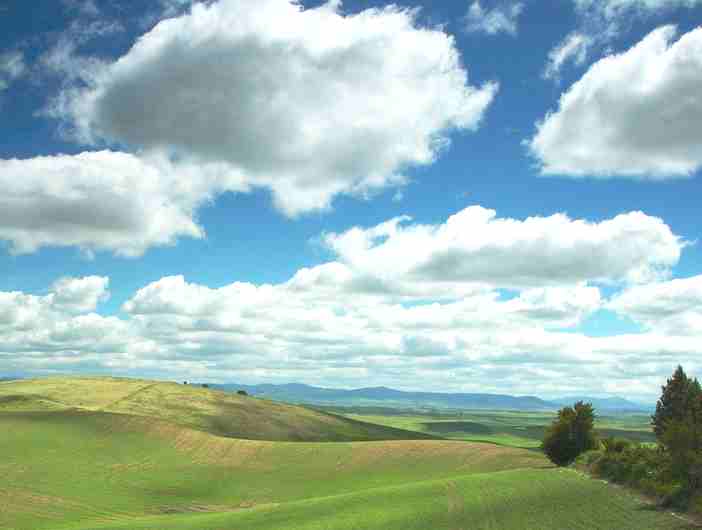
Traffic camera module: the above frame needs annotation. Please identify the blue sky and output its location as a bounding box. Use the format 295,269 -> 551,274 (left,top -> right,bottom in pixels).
0,0 -> 701,400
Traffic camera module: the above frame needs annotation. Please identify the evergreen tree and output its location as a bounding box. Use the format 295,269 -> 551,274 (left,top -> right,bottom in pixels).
652,365 -> 702,441
543,402 -> 598,466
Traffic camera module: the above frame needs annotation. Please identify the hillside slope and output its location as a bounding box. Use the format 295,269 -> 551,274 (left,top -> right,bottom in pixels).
67,470 -> 687,530
0,376 -> 435,441
0,409 -> 546,530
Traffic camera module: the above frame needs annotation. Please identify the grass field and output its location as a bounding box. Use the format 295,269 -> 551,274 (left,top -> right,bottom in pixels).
0,377 -> 685,530
332,407 -> 656,449
0,377 -> 435,442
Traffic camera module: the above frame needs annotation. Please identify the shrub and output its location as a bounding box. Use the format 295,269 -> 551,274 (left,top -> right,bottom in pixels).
601,436 -> 632,454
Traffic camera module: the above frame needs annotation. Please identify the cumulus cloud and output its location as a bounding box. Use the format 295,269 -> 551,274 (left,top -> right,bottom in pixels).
0,206 -> 695,400
530,26 -> 702,178
609,275 -> 702,335
0,150 -> 249,256
49,276 -> 110,313
50,0 -> 497,216
323,206 -> 683,288
0,50 -> 25,91
0,277 -> 129,358
464,1 -> 524,36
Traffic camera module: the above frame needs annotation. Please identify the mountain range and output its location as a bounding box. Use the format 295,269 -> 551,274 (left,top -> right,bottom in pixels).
213,383 -> 651,413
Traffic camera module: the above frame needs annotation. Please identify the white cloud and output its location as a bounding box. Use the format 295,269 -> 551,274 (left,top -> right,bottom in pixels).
0,277 -> 130,357
0,206 -> 695,400
323,206 -> 683,288
543,32 -> 593,80
0,150 -> 249,256
574,0 -> 702,20
530,26 -> 702,178
50,276 -> 110,313
543,0 -> 702,80
464,1 -> 524,36
0,50 -> 25,91
51,0 -> 497,216
609,275 -> 702,335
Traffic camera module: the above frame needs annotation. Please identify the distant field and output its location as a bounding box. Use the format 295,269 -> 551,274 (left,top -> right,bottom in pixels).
330,407 -> 656,448
0,377 -> 679,530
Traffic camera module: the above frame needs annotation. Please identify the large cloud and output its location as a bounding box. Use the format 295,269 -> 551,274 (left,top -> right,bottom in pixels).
323,206 -> 683,288
0,208 -> 694,399
52,0 -> 497,216
530,26 -> 702,178
0,150 -> 248,256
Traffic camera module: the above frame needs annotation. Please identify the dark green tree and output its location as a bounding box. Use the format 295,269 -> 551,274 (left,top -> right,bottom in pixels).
652,365 -> 702,441
660,386 -> 702,491
542,401 -> 598,466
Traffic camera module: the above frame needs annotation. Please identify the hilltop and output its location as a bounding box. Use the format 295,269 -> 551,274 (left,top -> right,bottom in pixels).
0,376 -> 434,442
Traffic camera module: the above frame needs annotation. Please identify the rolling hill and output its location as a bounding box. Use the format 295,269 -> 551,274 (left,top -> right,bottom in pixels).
0,376 -> 435,441
0,376 -> 682,530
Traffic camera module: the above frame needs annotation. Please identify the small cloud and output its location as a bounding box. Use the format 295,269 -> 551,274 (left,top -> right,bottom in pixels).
62,0 -> 100,17
392,190 -> 404,203
0,50 -> 26,92
464,1 -> 524,36
543,32 -> 593,80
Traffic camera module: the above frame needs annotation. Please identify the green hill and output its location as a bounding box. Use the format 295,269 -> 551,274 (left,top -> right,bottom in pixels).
0,377 -> 688,530
0,376 -> 435,442
1,405 -> 545,530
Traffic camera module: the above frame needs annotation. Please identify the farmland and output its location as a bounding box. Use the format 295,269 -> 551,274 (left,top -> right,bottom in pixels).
327,406 -> 656,449
0,377 -> 685,530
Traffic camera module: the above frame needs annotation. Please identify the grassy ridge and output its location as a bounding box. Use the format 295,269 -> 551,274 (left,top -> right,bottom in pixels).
66,470 -> 687,530
0,377 -> 435,441
0,408 -> 545,530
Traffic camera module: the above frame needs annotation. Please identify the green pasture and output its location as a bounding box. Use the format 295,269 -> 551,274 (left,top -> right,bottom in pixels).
0,408 -> 544,530
0,377 -> 680,530
64,469 -> 689,530
338,408 -> 656,449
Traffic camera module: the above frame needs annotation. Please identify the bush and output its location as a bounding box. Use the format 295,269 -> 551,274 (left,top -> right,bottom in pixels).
601,436 -> 632,454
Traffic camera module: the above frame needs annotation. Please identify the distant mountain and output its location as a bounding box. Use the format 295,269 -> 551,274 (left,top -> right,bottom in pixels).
213,383 -> 651,413
552,396 -> 651,412
214,382 -> 558,411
